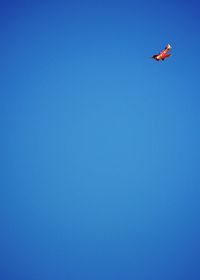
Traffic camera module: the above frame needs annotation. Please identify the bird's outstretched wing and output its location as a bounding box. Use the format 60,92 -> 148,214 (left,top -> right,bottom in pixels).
164,53 -> 172,57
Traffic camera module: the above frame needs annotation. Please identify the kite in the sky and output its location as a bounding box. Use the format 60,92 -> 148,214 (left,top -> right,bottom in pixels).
152,44 -> 172,61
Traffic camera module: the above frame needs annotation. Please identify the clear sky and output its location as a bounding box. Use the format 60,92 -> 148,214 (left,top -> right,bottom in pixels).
1,0 -> 200,279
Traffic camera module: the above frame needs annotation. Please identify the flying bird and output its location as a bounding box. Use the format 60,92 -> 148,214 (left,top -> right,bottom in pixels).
152,44 -> 172,61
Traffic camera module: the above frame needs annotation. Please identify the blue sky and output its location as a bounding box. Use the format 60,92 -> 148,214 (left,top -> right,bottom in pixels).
1,1 -> 200,279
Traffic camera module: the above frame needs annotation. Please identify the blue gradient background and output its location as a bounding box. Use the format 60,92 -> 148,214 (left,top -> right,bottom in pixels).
1,1 -> 200,279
